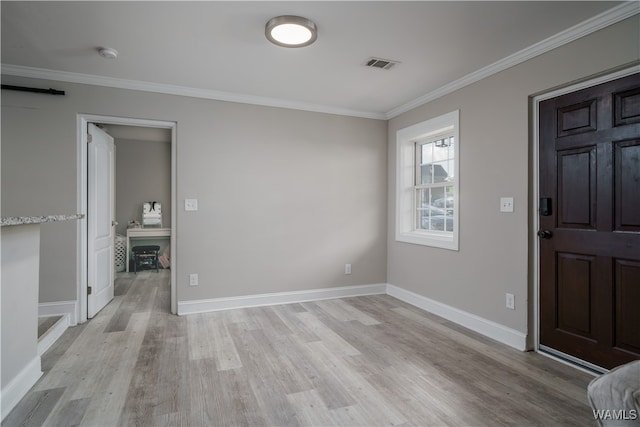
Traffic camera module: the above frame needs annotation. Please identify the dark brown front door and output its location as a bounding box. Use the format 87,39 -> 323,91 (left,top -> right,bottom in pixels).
539,72 -> 640,370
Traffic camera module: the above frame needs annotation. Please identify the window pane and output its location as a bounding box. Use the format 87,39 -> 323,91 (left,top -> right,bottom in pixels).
417,137 -> 455,185
418,143 -> 433,185
416,185 -> 454,232
421,143 -> 433,165
431,161 -> 449,183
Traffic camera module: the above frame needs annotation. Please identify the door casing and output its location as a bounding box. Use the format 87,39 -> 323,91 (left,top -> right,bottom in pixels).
531,64 -> 640,372
77,114 -> 177,323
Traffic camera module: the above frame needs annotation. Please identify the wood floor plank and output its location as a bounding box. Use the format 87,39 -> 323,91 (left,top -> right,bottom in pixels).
271,304 -> 322,343
72,311 -> 150,426
104,273 -> 158,332
224,307 -> 262,332
40,322 -> 85,373
209,312 -> 243,371
287,389 -> 336,426
43,397 -> 91,427
149,411 -> 190,427
150,315 -> 190,419
226,325 -> 301,426
5,271 -> 598,426
260,330 -> 356,411
295,308 -> 361,357
1,387 -> 65,427
314,298 -> 380,326
302,340 -> 408,426
187,310 -> 243,370
150,335 -> 191,418
251,306 -> 295,336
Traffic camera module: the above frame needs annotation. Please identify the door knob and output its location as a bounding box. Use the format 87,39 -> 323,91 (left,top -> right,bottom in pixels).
112,220 -> 118,226
537,230 -> 553,239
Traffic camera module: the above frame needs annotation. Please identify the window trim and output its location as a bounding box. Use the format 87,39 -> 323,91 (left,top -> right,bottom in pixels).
395,110 -> 460,250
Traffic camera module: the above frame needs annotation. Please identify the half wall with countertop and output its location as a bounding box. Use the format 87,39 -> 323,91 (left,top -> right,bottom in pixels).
1,214 -> 83,420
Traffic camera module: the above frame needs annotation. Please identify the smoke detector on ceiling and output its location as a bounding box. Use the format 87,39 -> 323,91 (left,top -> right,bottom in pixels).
98,47 -> 118,59
365,57 -> 400,70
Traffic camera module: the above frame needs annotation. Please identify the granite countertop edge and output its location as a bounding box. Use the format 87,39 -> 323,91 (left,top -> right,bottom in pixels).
1,214 -> 85,227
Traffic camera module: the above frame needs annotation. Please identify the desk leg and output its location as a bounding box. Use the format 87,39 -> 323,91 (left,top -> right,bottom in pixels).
126,236 -> 130,273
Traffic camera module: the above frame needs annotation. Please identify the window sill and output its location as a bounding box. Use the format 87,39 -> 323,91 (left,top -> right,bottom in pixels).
396,230 -> 459,251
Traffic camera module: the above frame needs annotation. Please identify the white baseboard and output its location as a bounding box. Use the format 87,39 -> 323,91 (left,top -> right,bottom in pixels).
37,314 -> 70,356
176,282 -> 526,351
38,300 -> 78,326
1,357 -> 42,421
178,283 -> 387,315
386,284 -> 528,351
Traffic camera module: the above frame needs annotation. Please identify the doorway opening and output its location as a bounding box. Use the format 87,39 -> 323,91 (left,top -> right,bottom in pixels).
77,114 -> 177,323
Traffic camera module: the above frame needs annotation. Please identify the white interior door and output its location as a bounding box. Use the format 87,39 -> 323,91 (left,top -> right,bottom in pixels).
87,123 -> 115,318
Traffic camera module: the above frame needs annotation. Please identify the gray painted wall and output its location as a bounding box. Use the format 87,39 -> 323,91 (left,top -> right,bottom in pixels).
114,138 -> 171,236
387,17 -> 639,336
1,85 -> 388,303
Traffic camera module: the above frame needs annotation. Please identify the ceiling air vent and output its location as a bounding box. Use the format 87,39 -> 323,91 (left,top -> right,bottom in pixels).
365,57 -> 400,70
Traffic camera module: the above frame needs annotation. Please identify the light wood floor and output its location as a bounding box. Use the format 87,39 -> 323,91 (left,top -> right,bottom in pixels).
4,270 -> 596,426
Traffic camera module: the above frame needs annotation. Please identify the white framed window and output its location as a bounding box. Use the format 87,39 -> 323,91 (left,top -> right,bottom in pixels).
396,110 -> 459,250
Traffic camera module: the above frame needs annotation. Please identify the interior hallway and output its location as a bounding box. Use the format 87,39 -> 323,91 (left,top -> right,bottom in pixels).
4,270 -> 596,426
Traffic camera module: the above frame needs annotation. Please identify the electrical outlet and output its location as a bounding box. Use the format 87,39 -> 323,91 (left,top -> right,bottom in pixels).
344,264 -> 352,275
189,273 -> 199,286
506,293 -> 515,310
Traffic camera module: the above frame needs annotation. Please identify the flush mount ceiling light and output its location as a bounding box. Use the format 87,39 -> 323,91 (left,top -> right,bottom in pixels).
265,15 -> 317,48
98,47 -> 118,59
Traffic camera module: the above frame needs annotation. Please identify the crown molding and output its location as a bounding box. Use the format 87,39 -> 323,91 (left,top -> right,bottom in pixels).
2,2 -> 636,122
385,1 -> 640,119
0,64 -> 386,121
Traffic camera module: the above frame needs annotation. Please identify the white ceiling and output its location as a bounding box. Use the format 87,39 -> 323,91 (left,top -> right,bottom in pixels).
1,1 -> 633,119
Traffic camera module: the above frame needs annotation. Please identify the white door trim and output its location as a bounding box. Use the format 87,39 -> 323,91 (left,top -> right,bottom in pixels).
531,64 -> 640,355
77,114 -> 177,322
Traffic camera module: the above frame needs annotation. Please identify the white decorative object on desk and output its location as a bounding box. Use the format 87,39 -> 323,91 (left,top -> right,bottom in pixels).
142,201 -> 162,227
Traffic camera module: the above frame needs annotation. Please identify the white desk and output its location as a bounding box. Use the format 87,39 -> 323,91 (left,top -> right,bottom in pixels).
126,227 -> 171,272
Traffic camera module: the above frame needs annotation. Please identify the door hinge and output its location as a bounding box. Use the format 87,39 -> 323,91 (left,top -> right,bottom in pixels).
87,133 -> 93,143
87,286 -> 92,295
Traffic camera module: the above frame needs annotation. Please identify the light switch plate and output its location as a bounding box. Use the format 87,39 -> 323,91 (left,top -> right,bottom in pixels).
185,199 -> 198,211
506,293 -> 515,310
500,197 -> 514,213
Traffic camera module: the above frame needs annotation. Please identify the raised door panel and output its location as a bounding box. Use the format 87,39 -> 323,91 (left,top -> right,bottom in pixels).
557,147 -> 596,229
614,140 -> 640,231
556,253 -> 595,339
615,259 -> 640,355
557,100 -> 597,137
614,88 -> 640,126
